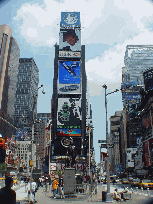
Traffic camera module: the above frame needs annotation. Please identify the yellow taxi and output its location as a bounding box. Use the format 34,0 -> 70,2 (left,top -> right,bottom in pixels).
122,178 -> 130,184
0,177 -> 5,180
138,179 -> 153,189
130,178 -> 140,187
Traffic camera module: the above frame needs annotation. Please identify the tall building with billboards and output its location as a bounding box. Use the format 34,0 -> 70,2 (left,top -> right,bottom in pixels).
51,12 -> 87,171
0,24 -> 20,138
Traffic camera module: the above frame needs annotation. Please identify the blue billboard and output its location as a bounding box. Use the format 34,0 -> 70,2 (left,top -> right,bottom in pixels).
60,12 -> 80,28
59,61 -> 81,84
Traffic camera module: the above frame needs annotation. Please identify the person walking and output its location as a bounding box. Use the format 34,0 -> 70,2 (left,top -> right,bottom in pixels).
52,177 -> 59,198
31,179 -> 37,202
0,176 -> 16,204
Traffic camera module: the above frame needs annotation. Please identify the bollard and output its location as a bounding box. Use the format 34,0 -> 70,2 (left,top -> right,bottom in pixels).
147,188 -> 150,196
141,187 -> 143,195
136,187 -> 138,194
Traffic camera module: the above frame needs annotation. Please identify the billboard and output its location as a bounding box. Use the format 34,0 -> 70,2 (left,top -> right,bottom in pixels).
57,98 -> 82,126
57,128 -> 81,136
60,12 -> 80,28
59,28 -> 81,51
58,61 -> 81,94
59,51 -> 81,58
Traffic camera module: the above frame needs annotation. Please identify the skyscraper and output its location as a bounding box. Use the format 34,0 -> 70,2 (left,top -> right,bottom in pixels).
13,58 -> 39,132
0,24 -> 20,138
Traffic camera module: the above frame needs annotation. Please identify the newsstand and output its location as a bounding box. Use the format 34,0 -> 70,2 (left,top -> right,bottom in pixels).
102,191 -> 107,202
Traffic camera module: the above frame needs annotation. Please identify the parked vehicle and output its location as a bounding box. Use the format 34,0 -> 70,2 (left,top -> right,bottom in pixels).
138,179 -> 153,189
130,178 -> 140,187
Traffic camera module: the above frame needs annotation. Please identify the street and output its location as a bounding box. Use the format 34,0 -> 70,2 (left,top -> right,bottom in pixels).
9,182 -> 153,204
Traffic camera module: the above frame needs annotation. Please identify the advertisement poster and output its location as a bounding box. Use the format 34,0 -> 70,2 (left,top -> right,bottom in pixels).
60,12 -> 80,28
58,61 -> 81,94
59,51 -> 81,58
57,128 -> 81,137
57,98 -> 82,126
59,28 -> 81,52
144,141 -> 150,167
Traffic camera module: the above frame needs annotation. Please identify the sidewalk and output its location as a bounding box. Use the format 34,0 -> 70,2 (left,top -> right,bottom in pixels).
87,184 -> 152,203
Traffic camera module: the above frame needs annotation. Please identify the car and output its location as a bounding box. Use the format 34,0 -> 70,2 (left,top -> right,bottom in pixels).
0,177 -> 5,180
138,179 -> 153,189
130,178 -> 140,187
128,177 -> 133,182
13,177 -> 18,185
122,178 -> 130,184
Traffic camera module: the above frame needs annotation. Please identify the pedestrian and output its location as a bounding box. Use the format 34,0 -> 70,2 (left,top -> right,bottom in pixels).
52,177 -> 59,198
0,176 -> 16,204
113,188 -> 123,201
31,179 -> 37,202
59,178 -> 65,199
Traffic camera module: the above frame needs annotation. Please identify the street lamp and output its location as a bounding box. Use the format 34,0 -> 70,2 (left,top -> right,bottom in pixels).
102,84 -> 119,202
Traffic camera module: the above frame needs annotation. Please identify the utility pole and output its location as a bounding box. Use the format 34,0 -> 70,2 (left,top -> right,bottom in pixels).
102,84 -> 119,202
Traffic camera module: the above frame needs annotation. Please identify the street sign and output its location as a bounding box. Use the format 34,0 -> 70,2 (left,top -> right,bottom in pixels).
101,144 -> 107,148
98,140 -> 106,143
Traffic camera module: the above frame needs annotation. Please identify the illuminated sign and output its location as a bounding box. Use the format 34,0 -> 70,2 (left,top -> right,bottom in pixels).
57,98 -> 82,126
57,128 -> 81,136
59,51 -> 81,58
60,12 -> 80,28
59,28 -> 81,52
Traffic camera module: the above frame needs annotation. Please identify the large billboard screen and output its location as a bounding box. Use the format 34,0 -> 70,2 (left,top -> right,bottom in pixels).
58,61 -> 81,94
57,128 -> 81,136
57,98 -> 81,126
60,12 -> 80,28
59,28 -> 81,51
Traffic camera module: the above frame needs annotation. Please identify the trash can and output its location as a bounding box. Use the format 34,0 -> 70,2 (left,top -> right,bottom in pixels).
102,191 -> 107,202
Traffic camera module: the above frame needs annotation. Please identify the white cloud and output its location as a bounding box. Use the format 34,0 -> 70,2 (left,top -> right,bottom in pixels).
13,0 -> 153,93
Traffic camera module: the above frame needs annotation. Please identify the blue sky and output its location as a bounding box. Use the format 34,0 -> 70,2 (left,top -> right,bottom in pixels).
1,0 -> 153,163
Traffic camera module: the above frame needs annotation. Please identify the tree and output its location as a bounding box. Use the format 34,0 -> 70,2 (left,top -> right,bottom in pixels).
0,162 -> 7,177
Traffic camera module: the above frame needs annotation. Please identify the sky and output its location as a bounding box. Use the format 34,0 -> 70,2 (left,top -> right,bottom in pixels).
1,0 -> 153,163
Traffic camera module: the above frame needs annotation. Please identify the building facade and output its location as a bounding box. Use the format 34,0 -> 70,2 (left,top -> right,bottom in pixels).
13,58 -> 39,131
0,24 -> 20,138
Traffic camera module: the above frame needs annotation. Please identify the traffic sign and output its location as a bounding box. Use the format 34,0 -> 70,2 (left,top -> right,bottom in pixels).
101,144 -> 107,148
98,140 -> 106,143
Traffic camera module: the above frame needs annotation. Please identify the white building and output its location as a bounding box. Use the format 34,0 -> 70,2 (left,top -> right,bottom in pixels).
16,140 -> 32,170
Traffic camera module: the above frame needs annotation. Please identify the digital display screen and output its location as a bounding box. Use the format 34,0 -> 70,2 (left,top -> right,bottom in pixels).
57,128 -> 81,136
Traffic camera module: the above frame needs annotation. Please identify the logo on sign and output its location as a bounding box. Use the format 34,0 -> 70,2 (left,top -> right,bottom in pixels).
59,85 -> 79,92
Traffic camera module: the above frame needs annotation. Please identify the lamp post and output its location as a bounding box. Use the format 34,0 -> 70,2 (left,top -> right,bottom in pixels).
30,85 -> 45,193
102,84 -> 119,202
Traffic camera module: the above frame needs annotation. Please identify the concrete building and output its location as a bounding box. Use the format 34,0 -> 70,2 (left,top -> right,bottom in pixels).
35,113 -> 51,168
0,24 -> 20,138
16,140 -> 32,173
13,58 -> 39,131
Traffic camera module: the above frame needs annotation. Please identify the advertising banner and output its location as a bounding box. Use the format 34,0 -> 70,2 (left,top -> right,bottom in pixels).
59,28 -> 81,52
57,128 -> 81,137
60,12 -> 80,28
57,98 -> 82,126
144,141 -> 150,167
58,61 -> 81,94
59,51 -> 81,58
